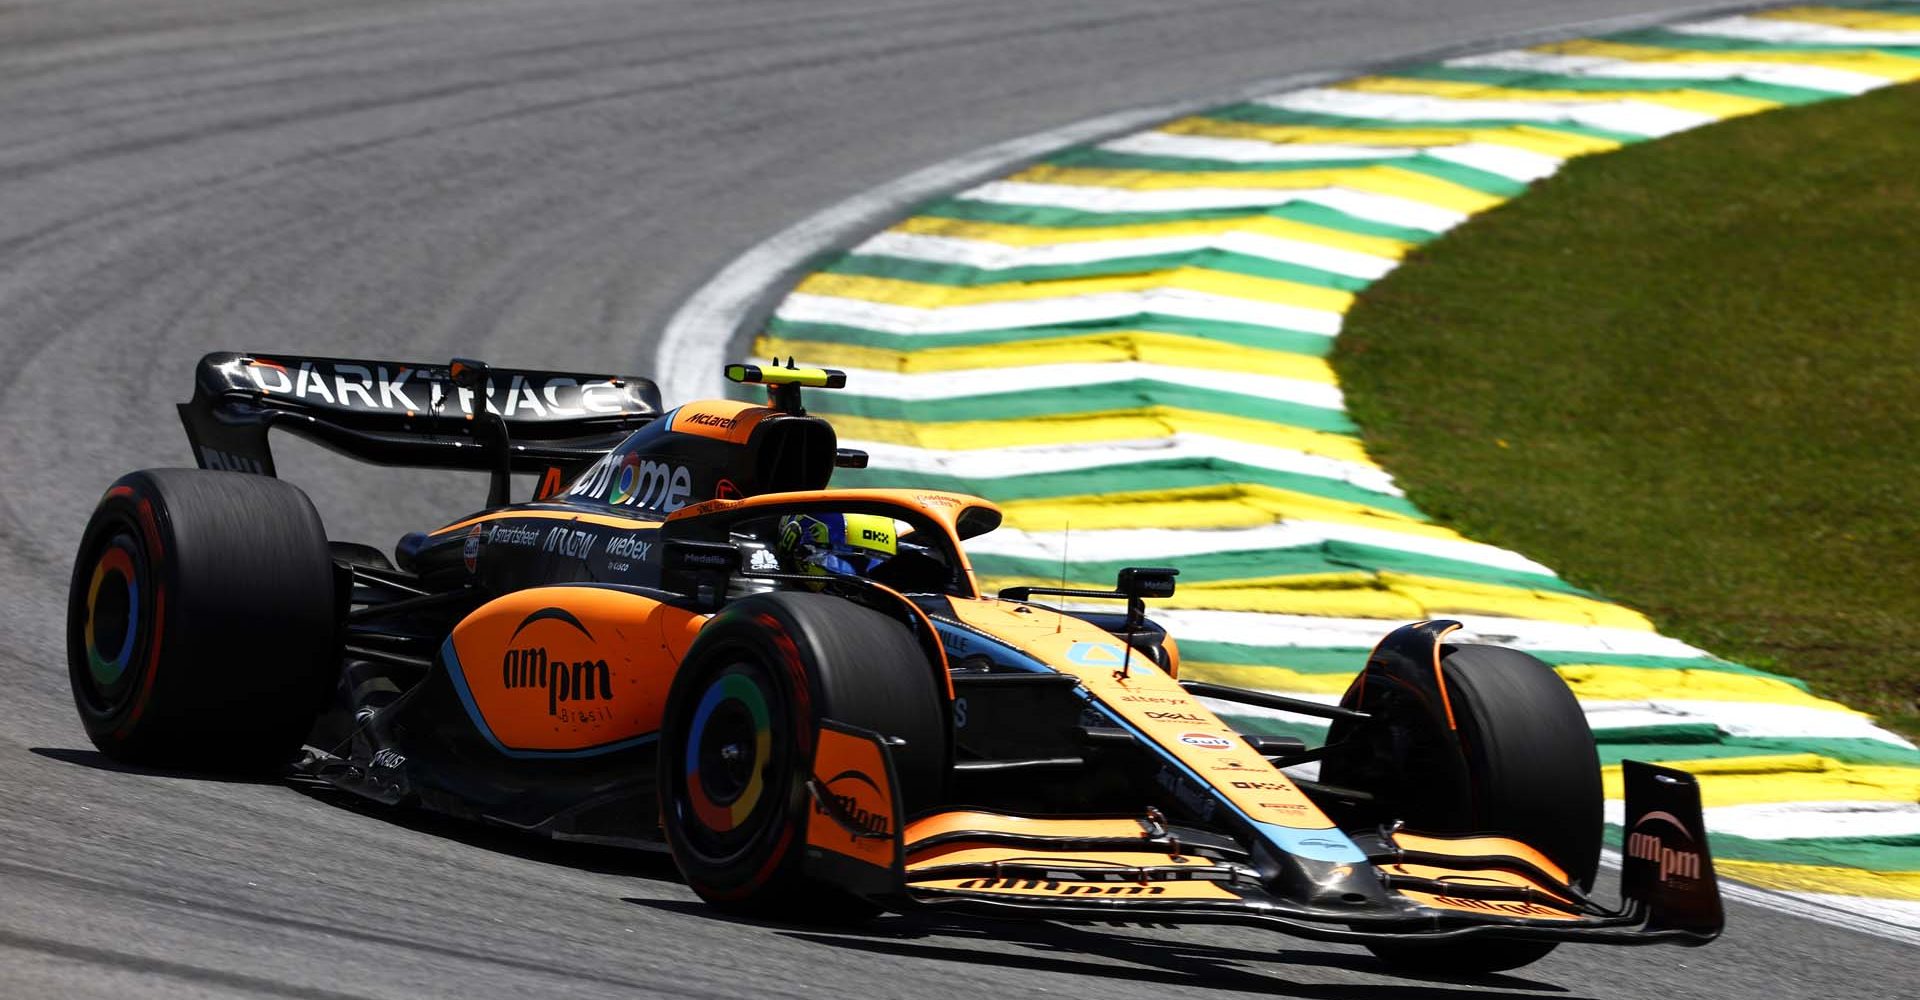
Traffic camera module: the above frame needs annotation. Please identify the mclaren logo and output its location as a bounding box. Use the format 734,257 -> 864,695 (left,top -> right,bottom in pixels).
685,411 -> 738,430
1628,811 -> 1704,883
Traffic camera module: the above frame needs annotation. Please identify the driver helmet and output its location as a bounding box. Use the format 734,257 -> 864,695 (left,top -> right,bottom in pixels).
775,512 -> 897,580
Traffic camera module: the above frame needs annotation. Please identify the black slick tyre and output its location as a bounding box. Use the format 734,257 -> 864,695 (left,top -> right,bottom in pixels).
1337,643 -> 1602,974
66,469 -> 339,772
657,591 -> 946,922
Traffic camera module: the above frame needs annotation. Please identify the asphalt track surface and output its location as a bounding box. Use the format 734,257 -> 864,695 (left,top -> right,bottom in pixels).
2,2 -> 1915,997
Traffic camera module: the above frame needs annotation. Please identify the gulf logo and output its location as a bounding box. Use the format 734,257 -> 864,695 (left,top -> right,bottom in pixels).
1179,732 -> 1233,751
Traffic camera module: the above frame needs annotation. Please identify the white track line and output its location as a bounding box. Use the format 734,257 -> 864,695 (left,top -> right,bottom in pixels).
1141,607 -> 1702,658
774,288 -> 1346,338
831,362 -> 1344,410
844,435 -> 1406,497
969,522 -> 1558,576
959,179 -> 1468,233
1257,87 -> 1718,137
1446,48 -> 1889,95
1099,132 -> 1421,163
1104,130 -> 1566,183
1669,15 -> 1920,47
851,228 -> 1401,280
1605,800 -> 1920,842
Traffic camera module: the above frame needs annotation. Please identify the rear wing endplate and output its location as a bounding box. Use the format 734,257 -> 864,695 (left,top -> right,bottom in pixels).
179,352 -> 662,487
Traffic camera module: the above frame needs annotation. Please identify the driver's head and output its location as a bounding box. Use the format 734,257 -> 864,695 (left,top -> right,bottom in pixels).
775,512 -> 896,581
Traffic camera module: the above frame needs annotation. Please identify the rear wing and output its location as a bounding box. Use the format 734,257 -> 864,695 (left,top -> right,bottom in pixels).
179,352 -> 661,491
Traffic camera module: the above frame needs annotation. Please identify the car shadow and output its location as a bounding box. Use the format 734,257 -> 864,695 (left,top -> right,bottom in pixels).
29,746 -> 283,786
33,745 -> 689,882
39,743 -> 1583,998
623,898 -> 1581,998
288,783 -> 689,882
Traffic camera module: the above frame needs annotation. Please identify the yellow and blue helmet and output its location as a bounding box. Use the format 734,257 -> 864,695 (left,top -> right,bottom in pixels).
775,512 -> 897,579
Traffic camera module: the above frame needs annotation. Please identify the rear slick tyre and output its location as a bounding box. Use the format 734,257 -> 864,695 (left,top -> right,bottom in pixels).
657,591 -> 946,923
66,469 -> 338,773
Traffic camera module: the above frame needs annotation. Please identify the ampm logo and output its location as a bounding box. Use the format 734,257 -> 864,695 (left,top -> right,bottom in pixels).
500,608 -> 613,715
1628,811 -> 1704,883
813,769 -> 892,838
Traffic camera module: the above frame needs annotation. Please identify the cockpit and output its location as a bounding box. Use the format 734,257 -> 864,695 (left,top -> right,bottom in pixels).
659,490 -> 1000,602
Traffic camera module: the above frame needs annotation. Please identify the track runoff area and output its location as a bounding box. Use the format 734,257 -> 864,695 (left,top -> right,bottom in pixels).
719,4 -> 1920,940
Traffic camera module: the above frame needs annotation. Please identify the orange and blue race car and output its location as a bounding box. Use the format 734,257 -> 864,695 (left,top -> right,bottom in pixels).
66,353 -> 1724,974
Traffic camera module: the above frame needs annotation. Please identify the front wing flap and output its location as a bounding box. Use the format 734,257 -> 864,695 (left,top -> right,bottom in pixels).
883,789 -> 1720,948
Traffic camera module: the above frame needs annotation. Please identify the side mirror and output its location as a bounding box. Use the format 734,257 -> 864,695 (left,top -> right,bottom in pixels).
1117,566 -> 1178,600
661,540 -> 742,610
1117,566 -> 1177,632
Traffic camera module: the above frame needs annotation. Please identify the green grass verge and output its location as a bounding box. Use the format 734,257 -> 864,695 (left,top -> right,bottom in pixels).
1335,83 -> 1920,740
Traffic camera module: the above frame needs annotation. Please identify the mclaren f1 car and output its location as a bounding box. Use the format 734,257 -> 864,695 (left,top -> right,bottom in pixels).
66,352 -> 1723,973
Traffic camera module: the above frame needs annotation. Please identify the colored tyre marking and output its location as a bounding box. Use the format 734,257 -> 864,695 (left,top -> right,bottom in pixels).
118,491 -> 168,734
685,671 -> 774,833
84,541 -> 140,686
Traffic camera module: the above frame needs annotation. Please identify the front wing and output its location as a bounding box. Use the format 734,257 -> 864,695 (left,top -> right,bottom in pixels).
805,724 -> 1724,948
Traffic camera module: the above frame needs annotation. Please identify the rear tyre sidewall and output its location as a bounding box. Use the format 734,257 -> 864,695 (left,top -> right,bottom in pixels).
66,469 -> 338,772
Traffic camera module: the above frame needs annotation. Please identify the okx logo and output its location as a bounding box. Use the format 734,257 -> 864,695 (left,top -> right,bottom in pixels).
501,608 -> 612,715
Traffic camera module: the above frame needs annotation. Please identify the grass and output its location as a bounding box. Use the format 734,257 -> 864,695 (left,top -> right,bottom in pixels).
1334,82 -> 1920,741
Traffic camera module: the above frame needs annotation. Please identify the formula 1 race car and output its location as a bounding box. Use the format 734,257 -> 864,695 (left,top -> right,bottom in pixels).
66,353 -> 1724,973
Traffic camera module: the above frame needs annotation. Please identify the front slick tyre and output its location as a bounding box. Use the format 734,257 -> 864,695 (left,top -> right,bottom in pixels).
66,469 -> 338,774
658,591 -> 945,924
1346,644 -> 1603,975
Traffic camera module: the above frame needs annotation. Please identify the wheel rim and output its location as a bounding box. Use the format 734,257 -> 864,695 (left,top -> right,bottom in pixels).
77,530 -> 148,713
676,660 -> 787,862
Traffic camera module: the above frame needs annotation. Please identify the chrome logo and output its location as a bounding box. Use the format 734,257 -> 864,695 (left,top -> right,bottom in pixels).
607,454 -> 641,506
